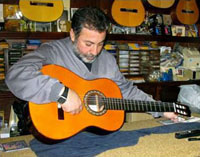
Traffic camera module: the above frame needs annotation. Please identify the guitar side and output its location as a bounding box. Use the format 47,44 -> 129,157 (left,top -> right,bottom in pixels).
29,65 -> 125,140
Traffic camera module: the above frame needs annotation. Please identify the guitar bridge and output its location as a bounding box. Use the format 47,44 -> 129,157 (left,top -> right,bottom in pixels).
30,1 -> 54,7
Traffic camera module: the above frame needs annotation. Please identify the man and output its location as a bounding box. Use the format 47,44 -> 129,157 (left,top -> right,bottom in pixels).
5,7 -> 177,121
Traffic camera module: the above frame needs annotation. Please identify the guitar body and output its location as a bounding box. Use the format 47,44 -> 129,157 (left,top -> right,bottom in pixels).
144,0 -> 175,9
29,65 -> 124,140
111,0 -> 145,27
19,0 -> 64,22
172,0 -> 199,25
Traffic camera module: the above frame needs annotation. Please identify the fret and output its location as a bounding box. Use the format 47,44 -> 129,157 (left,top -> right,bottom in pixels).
163,102 -> 166,112
115,99 -> 117,110
117,98 -> 120,110
105,98 -> 107,109
153,102 -> 156,111
109,98 -> 112,109
158,101 -> 162,112
108,98 -> 111,109
146,101 -> 150,111
141,101 -> 144,111
150,102 -> 152,111
116,99 -> 119,110
112,98 -> 115,110
111,98 -> 114,109
135,100 -> 138,111
168,102 -> 173,112
166,102 -> 171,112
129,99 -> 133,111
120,99 -> 124,110
115,98 -> 118,110
127,100 -> 129,111
170,102 -> 175,112
126,100 -> 129,111
155,101 -> 159,112
106,98 -> 109,109
134,100 -> 137,111
173,103 -> 176,112
116,99 -> 118,110
167,102 -> 172,112
138,100 -> 141,111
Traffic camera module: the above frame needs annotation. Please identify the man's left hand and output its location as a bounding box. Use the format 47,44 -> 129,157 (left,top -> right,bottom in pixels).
163,112 -> 179,122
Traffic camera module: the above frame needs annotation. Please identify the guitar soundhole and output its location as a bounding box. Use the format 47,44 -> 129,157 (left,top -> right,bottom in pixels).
84,90 -> 106,116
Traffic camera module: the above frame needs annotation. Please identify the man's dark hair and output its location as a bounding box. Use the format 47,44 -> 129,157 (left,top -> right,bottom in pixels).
71,7 -> 110,38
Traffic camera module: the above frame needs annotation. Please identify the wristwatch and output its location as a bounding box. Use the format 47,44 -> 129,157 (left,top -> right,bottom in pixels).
57,86 -> 69,104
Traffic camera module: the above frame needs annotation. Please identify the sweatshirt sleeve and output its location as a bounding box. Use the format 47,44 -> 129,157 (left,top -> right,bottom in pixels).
5,44 -> 64,104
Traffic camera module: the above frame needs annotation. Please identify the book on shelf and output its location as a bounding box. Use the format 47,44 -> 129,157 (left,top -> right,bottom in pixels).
0,40 -> 9,50
0,111 -> 4,128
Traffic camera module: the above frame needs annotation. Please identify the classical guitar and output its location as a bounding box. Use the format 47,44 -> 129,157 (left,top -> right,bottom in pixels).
29,65 -> 191,141
19,0 -> 64,22
144,0 -> 175,9
111,0 -> 145,27
171,0 -> 199,25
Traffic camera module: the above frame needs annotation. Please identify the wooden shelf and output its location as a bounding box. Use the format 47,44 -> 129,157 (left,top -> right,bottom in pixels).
0,32 -> 200,43
107,34 -> 200,43
0,32 -> 69,40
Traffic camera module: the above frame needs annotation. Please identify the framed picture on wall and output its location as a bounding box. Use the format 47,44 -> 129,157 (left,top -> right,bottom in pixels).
57,10 -> 71,32
171,25 -> 185,37
35,22 -> 52,32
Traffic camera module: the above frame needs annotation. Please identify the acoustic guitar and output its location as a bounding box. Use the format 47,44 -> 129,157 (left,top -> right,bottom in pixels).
29,65 -> 191,141
19,0 -> 64,22
171,0 -> 199,25
111,0 -> 145,27
144,0 -> 175,9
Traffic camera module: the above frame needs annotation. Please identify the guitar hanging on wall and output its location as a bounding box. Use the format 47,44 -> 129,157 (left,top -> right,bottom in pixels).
171,0 -> 199,25
19,0 -> 64,22
111,0 -> 145,27
29,65 -> 191,141
143,0 -> 176,9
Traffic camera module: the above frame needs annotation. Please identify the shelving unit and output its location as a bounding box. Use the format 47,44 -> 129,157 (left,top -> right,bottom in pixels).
0,32 -> 200,43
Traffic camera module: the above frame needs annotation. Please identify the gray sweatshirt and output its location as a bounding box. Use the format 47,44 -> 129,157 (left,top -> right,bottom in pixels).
5,37 -> 161,116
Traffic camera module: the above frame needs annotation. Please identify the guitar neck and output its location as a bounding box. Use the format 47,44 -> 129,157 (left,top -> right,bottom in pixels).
104,98 -> 175,112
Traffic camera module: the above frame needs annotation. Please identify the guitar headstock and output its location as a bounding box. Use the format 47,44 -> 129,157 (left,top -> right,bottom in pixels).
174,102 -> 191,117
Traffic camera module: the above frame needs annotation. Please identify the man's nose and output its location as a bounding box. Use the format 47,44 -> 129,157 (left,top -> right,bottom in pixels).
90,45 -> 99,56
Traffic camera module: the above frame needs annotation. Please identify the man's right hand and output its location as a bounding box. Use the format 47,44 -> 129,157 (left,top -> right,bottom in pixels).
61,89 -> 83,115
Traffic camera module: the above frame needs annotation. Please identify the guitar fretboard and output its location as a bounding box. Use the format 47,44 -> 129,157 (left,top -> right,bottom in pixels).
103,98 -> 175,112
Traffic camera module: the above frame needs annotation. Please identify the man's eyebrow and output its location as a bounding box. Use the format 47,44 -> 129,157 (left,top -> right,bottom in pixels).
84,40 -> 105,44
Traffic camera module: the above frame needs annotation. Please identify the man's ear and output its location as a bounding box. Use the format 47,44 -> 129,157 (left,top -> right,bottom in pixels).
70,29 -> 75,42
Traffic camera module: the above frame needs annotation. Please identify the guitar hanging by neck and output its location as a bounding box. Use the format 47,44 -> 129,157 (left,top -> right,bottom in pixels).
111,0 -> 145,27
171,0 -> 199,25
